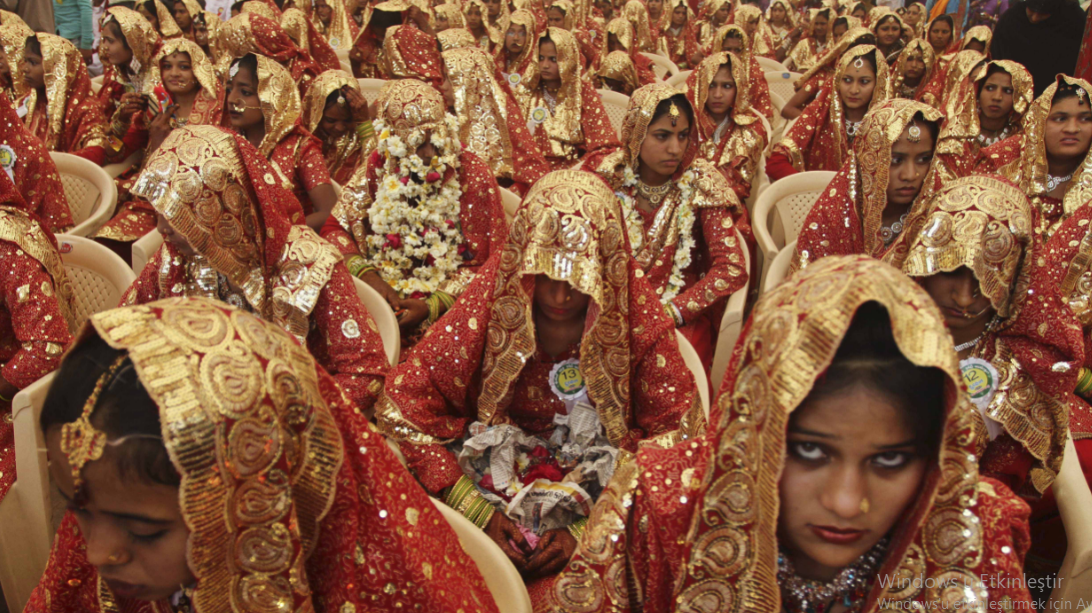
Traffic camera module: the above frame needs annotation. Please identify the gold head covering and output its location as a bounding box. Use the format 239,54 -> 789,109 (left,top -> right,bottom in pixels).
148,38 -> 219,98
279,7 -> 317,55
374,78 -> 458,146
514,27 -> 584,152
959,24 -> 992,51
890,38 -> 936,98
937,49 -> 987,108
81,296 -> 343,613
621,0 -> 652,52
315,0 -> 356,48
438,27 -> 477,50
711,22 -> 748,54
240,0 -> 279,21
938,60 -> 1033,156
596,50 -> 639,94
499,8 -> 537,70
22,34 -> 98,151
229,54 -> 302,157
764,0 -> 796,27
703,0 -> 731,22
794,25 -> 873,88
464,0 -> 503,44
104,6 -> 162,78
824,45 -> 892,152
1005,76 -> 1092,221
605,16 -> 635,53
0,9 -> 27,29
547,0 -> 576,30
0,19 -> 32,99
149,0 -> 184,38
0,205 -> 76,333
442,46 -> 516,178
689,51 -> 758,130
435,3 -> 467,29
301,68 -> 359,133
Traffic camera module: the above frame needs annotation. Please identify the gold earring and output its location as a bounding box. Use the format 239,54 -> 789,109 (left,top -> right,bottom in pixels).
859,497 -> 870,514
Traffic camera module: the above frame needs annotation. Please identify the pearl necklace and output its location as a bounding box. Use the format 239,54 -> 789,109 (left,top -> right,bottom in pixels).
778,537 -> 889,613
976,125 -> 1010,148
879,212 -> 908,247
1047,172 -> 1074,192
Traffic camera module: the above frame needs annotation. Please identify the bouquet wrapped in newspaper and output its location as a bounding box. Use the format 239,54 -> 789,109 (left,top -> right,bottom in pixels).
455,401 -> 620,534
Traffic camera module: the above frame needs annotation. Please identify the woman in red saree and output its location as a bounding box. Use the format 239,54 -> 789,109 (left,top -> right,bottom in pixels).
785,7 -> 833,73
94,38 -> 225,250
435,3 -> 467,32
934,60 -> 1034,182
122,124 -> 387,412
902,174 -> 1092,591
301,69 -> 375,186
586,84 -> 749,368
311,0 -> 357,50
546,255 -> 1035,613
768,45 -> 890,181
494,8 -> 539,84
622,0 -> 655,53
889,38 -> 939,106
780,26 -> 876,119
0,183 -> 76,506
870,10 -> 905,64
925,13 -> 953,57
218,12 -> 322,96
97,6 -> 163,119
792,98 -> 943,270
686,52 -> 768,209
442,46 -> 549,194
765,0 -> 801,64
376,169 -> 702,606
380,20 -> 446,91
277,4 -> 342,73
709,24 -> 773,119
17,34 -> 109,164
513,27 -> 619,170
0,96 -> 73,233
726,4 -> 776,60
321,79 -> 506,340
25,296 -> 498,613
222,54 -> 337,230
546,0 -> 603,73
601,17 -> 655,86
465,0 -> 499,51
595,51 -> 640,95
657,0 -> 700,69
696,0 -> 731,54
976,76 -> 1092,243
0,14 -> 32,103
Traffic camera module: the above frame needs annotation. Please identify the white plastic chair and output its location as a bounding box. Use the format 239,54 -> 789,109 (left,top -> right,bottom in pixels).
768,91 -> 787,145
665,69 -> 691,88
675,330 -> 709,421
598,89 -> 630,138
101,149 -> 143,179
0,373 -> 55,613
1049,436 -> 1092,609
131,228 -> 164,276
52,152 -> 118,238
640,51 -> 680,79
340,58 -> 353,75
57,235 -> 136,328
756,56 -> 788,72
429,498 -> 532,613
710,227 -> 750,394
90,74 -> 103,93
500,187 -> 521,223
352,276 -> 401,367
764,70 -> 802,103
358,77 -> 385,106
763,239 -> 796,294
752,171 -> 834,292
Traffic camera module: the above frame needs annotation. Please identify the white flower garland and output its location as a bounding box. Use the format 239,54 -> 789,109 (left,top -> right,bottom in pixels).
616,166 -> 701,304
364,116 -> 466,298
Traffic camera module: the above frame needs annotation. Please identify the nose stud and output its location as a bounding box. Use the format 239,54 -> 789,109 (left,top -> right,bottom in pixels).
106,552 -> 124,564
859,498 -> 870,514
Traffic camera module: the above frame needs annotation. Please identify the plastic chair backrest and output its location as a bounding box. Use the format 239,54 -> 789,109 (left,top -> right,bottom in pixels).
764,70 -> 802,102
102,149 -> 143,179
429,499 -> 533,613
131,228 -> 165,277
665,70 -> 691,88
500,187 -> 521,223
57,235 -> 137,329
639,51 -> 680,78
675,329 -> 709,421
768,91 -> 787,144
756,56 -> 787,72
1047,436 -> 1092,608
710,227 -> 750,393
340,58 -> 353,75
752,170 -> 834,290
90,75 -> 103,94
763,239 -> 796,294
352,276 -> 401,367
0,372 -> 56,613
51,152 -> 118,238
358,77 -> 385,105
598,89 -> 630,138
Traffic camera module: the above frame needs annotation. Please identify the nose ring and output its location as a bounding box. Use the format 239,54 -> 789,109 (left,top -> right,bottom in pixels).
106,552 -> 124,564
859,498 -> 870,514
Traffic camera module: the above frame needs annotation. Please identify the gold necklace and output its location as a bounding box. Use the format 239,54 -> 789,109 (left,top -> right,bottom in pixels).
636,179 -> 672,206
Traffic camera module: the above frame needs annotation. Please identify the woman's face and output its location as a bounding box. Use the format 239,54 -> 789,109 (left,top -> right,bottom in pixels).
171,1 -> 192,30
1044,95 -> 1092,163
547,7 -> 567,28
435,12 -> 451,30
46,430 -> 195,603
714,4 -> 729,22
964,39 -> 985,53
319,97 -> 353,140
138,4 -> 160,31
193,18 -> 209,45
160,52 -> 198,97
608,32 -> 625,52
485,0 -> 501,18
101,22 -> 134,68
638,107 -> 690,179
538,40 -> 560,82
918,267 -> 995,338
466,5 -> 483,27
812,14 -> 828,37
771,4 -> 786,23
225,65 -> 264,131
877,18 -> 901,45
831,22 -> 847,38
903,54 -> 925,80
505,24 -> 527,54
534,275 -> 591,323
315,1 -> 333,24
851,6 -> 865,18
928,20 -> 951,49
836,60 -> 876,112
20,45 -> 44,91
906,3 -> 923,24
778,385 -> 930,581
886,124 -> 935,206
156,213 -> 197,257
978,71 -> 1015,123
671,5 -> 687,26
705,65 -> 736,119
647,0 -> 662,14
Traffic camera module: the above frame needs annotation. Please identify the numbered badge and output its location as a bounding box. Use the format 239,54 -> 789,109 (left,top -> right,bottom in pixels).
549,358 -> 586,402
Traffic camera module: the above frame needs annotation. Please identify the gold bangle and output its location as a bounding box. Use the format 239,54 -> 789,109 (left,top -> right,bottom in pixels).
567,517 -> 589,540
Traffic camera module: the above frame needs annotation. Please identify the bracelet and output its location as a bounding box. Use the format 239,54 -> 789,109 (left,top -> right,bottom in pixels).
346,255 -> 376,279
1077,367 -> 1092,397
664,302 -> 683,327
425,291 -> 455,324
0,392 -> 10,403
567,517 -> 589,540
445,474 -> 477,509
356,119 -> 375,140
445,476 -> 496,529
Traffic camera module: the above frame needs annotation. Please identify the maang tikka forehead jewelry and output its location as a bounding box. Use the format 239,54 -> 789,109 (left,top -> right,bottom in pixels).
853,56 -> 865,69
668,100 -> 681,126
907,121 -> 922,143
60,356 -> 128,502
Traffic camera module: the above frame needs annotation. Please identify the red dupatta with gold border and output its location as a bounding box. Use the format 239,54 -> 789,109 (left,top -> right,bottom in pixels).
218,12 -> 322,96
